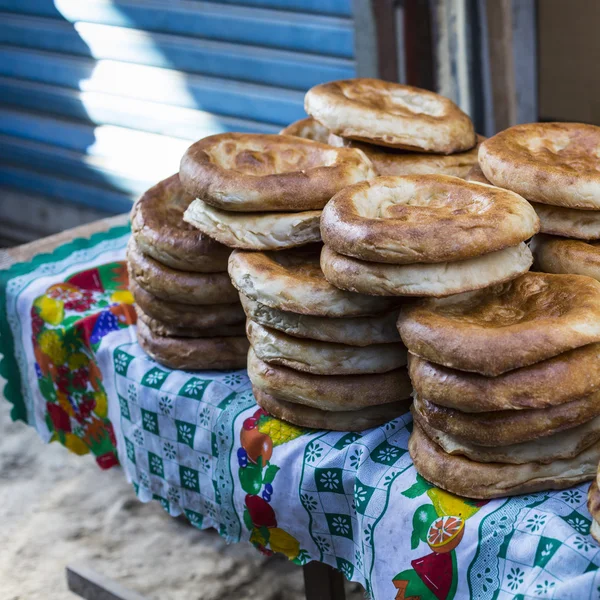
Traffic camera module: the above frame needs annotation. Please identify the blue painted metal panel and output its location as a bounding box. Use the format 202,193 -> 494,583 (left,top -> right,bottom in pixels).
205,0 -> 352,16
0,134 -> 152,195
0,46 -> 306,126
0,15 -> 354,90
0,164 -> 133,213
0,78 -> 279,139
0,0 -> 354,58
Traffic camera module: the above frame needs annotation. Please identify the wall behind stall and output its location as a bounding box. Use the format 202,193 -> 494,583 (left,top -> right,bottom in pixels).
0,0 -> 356,245
538,0 -> 600,125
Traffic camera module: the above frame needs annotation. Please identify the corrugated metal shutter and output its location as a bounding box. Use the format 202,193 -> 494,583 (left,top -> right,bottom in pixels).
0,0 -> 355,217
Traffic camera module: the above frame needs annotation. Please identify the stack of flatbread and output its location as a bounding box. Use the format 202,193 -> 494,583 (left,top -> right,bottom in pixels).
290,78 -> 482,178
128,175 -> 249,370
228,246 -> 412,430
472,123 -> 600,282
180,132 -> 374,251
398,272 -> 600,499
319,173 -> 538,298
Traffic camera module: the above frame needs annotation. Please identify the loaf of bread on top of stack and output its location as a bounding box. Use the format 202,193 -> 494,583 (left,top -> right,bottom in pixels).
180,132 -> 374,251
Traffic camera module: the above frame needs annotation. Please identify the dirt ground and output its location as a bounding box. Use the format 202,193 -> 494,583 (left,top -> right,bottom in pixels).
0,396 -> 363,600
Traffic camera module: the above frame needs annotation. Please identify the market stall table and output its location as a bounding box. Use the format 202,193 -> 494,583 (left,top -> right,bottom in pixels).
2,218 -> 600,600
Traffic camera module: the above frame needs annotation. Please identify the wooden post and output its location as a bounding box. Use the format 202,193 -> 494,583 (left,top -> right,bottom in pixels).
303,561 -> 346,600
66,564 -> 150,600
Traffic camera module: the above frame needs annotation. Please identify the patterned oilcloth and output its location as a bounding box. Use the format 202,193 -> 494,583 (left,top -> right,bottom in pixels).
2,226 -> 600,600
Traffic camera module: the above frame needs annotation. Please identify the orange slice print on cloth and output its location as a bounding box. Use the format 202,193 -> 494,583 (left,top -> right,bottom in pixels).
427,516 -> 465,553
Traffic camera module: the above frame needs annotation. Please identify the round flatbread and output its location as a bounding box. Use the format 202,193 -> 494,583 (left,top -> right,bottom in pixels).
248,348 -> 412,411
127,239 -> 238,305
135,306 -> 245,338
532,235 -> 600,281
321,175 -> 538,263
531,204 -> 600,240
129,278 -> 244,328
398,272 -> 600,375
280,117 -> 331,144
253,386 -> 411,431
328,134 -> 483,177
479,122 -> 600,209
247,320 -> 407,375
409,421 -> 599,499
183,199 -> 321,251
408,345 -> 600,412
320,243 -> 532,298
305,79 -> 476,153
130,174 -> 230,272
413,393 -> 600,447
136,319 -> 249,370
240,295 -> 400,347
587,481 -> 600,543
228,246 -> 399,317
413,408 -> 600,465
179,132 -> 374,212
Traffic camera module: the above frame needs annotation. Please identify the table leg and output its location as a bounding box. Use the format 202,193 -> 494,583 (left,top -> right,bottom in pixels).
303,561 -> 346,600
66,563 -> 150,600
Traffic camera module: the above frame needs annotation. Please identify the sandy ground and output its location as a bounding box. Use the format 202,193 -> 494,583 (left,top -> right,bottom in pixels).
0,397 -> 363,600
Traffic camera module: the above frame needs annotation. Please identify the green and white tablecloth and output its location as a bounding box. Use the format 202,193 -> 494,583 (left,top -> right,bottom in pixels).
2,225 -> 600,600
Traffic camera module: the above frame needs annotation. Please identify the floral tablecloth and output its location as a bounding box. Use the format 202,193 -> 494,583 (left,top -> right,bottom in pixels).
2,225 -> 600,600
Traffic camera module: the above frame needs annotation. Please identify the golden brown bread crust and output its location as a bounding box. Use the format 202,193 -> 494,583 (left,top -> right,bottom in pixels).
320,175 -> 539,264
414,410 -> 600,465
587,481 -> 600,532
413,393 -> 600,447
247,319 -> 407,375
130,174 -> 230,272
320,243 -> 533,297
530,204 -> 600,240
398,272 -> 600,375
305,79 -> 476,152
465,164 -> 492,184
532,235 -> 600,281
253,386 -> 411,431
248,348 -> 412,411
179,132 -> 374,212
479,122 -> 600,208
408,345 -> 600,412
280,117 -> 331,144
126,238 -> 238,305
328,134 -> 484,177
135,306 -> 245,338
129,278 -> 244,328
409,422 -> 599,499
228,246 -> 399,317
136,319 -> 249,370
240,295 -> 401,347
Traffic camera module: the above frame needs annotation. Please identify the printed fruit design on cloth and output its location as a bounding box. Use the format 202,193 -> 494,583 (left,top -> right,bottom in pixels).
392,475 -> 488,600
238,407 -> 311,563
31,261 -> 135,469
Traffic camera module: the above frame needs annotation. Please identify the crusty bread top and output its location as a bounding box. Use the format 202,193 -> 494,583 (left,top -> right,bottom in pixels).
398,272 -> 600,375
479,122 -> 600,208
321,174 -> 539,264
305,78 -> 476,153
179,132 -> 374,212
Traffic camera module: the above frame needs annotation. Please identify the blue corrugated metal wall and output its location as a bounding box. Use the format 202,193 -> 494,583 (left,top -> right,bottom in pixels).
0,0 -> 355,214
